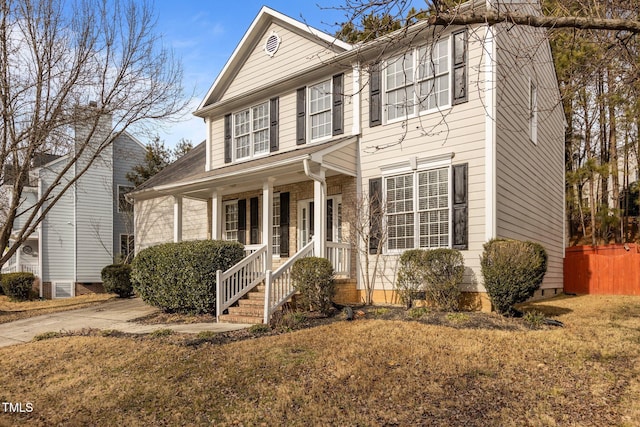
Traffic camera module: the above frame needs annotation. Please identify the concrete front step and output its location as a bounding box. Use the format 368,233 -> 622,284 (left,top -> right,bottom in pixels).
218,314 -> 263,324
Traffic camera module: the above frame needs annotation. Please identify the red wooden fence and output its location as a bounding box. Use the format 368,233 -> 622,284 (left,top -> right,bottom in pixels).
564,244 -> 640,295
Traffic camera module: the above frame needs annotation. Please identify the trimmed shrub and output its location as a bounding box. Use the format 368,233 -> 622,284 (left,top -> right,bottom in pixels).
291,257 -> 335,315
101,264 -> 134,298
0,274 -> 3,295
395,249 -> 427,309
1,272 -> 35,301
130,240 -> 245,314
423,248 -> 464,312
480,238 -> 548,316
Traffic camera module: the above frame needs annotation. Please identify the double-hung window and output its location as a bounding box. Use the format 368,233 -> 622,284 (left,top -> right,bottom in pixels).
309,80 -> 332,141
233,101 -> 269,160
386,167 -> 450,251
224,201 -> 238,241
272,193 -> 280,256
384,37 -> 452,122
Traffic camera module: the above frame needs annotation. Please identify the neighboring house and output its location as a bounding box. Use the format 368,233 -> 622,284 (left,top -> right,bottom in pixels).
2,115 -> 146,299
130,0 -> 565,321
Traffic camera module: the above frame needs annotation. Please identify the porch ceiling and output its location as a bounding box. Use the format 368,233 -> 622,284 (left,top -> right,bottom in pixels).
134,136 -> 357,201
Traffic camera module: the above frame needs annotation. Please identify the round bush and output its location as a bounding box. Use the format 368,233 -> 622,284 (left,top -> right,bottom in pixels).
423,248 -> 464,312
480,238 -> 547,316
130,240 -> 245,314
291,257 -> 335,315
395,249 -> 428,309
101,264 -> 133,298
1,272 -> 35,301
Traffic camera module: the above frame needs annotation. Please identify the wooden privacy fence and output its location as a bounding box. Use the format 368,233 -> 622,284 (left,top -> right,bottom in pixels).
564,244 -> 640,295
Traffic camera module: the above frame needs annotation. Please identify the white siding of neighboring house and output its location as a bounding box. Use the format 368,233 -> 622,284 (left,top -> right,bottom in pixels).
40,162 -> 75,283
74,118 -> 114,282
135,196 -> 174,251
12,188 -> 37,233
112,134 -> 146,260
493,15 -> 565,290
358,24 -> 489,293
220,22 -> 343,103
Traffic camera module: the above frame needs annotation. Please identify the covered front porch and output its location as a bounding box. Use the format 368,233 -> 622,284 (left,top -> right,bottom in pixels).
140,136 -> 359,322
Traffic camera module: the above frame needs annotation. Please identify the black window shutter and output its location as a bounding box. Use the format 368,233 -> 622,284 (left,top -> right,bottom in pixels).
224,114 -> 232,163
270,97 -> 279,152
369,177 -> 382,254
237,199 -> 246,245
326,198 -> 333,241
332,73 -> 344,136
250,197 -> 259,244
452,163 -> 468,250
296,87 -> 306,145
452,30 -> 468,105
369,65 -> 382,127
279,192 -> 290,257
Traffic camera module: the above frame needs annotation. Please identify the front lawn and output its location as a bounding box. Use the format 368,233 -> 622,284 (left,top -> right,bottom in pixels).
0,295 -> 639,426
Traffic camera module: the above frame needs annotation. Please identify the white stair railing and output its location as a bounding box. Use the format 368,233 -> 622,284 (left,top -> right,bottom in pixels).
326,241 -> 351,277
216,244 -> 267,321
263,239 -> 315,324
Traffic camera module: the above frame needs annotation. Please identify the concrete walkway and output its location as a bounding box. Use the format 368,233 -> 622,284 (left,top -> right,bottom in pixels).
0,298 -> 251,348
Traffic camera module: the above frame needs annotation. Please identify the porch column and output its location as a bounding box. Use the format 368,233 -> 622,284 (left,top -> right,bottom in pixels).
262,178 -> 274,270
15,243 -> 21,272
211,189 -> 222,240
313,169 -> 326,256
173,195 -> 183,243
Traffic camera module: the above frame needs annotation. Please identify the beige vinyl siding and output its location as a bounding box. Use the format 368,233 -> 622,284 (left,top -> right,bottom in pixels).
493,19 -> 565,289
182,198 -> 208,241
358,26 -> 488,293
323,143 -> 357,175
135,196 -> 174,251
221,22 -> 338,102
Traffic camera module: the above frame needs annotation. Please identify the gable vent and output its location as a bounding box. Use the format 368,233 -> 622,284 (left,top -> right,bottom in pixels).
264,31 -> 281,57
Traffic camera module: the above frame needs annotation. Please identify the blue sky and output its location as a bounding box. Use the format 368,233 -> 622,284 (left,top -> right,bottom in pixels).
151,1 -> 361,147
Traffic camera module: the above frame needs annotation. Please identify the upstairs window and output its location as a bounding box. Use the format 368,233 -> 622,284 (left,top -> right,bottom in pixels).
117,185 -> 134,213
309,80 -> 332,141
233,101 -> 269,160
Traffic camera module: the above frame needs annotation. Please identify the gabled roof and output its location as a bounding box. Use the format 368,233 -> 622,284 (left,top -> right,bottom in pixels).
196,6 -> 352,112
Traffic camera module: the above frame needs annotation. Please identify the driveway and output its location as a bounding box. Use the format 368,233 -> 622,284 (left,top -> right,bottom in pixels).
0,298 -> 250,348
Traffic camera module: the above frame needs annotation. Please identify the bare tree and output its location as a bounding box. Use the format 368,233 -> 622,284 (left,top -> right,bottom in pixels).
0,0 -> 188,269
344,187 -> 389,305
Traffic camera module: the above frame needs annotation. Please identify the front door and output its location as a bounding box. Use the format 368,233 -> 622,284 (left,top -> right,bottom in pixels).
298,196 -> 342,247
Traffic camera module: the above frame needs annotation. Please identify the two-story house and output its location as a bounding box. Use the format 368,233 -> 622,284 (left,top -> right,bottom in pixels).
2,114 -> 146,299
130,1 -> 565,322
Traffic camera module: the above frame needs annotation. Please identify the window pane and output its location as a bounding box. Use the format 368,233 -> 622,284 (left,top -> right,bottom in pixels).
418,168 -> 449,248
225,203 -> 238,241
272,194 -> 280,255
309,80 -> 331,139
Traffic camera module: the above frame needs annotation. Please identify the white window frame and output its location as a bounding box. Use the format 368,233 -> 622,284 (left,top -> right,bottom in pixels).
233,101 -> 270,161
117,185 -> 134,213
308,79 -> 333,142
382,158 -> 453,254
223,201 -> 239,242
383,36 -> 452,124
529,78 -> 538,144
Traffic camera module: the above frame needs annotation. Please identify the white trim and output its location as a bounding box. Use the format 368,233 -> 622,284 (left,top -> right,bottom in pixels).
173,195 -> 183,243
52,281 -> 75,299
222,200 -> 239,242
381,153 -> 454,176
484,25 -> 497,241
352,63 -> 361,135
205,117 -> 211,172
529,77 -> 538,145
37,178 -> 43,297
262,179 -> 274,269
232,100 -> 271,162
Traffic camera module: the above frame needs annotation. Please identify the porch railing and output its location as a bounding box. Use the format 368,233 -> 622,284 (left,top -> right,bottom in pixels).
326,242 -> 350,277
1,264 -> 39,276
263,239 -> 315,324
216,244 -> 267,321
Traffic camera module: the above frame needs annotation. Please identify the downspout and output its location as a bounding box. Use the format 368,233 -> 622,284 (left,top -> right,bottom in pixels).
303,158 -> 325,184
37,178 -> 43,298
